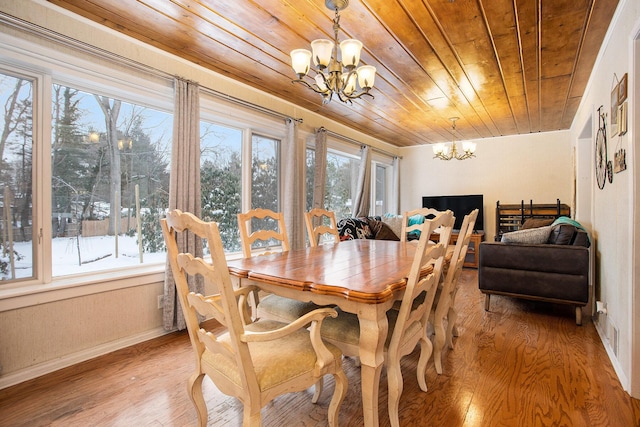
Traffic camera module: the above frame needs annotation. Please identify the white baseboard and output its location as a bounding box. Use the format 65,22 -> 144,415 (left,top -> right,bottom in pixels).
0,327 -> 171,390
594,316 -> 629,392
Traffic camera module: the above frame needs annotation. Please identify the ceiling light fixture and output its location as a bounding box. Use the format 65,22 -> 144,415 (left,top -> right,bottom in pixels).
290,0 -> 376,104
432,117 -> 477,161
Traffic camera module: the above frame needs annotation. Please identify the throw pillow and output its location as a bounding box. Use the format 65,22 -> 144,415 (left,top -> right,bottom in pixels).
547,224 -> 577,245
521,218 -> 554,229
501,225 -> 553,244
370,220 -> 400,241
381,215 -> 403,239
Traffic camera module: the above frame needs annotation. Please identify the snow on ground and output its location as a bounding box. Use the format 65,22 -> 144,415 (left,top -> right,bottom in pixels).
3,234 -> 166,280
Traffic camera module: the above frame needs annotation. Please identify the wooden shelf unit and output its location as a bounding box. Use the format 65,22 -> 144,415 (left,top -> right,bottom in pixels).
430,231 -> 485,269
495,199 -> 570,241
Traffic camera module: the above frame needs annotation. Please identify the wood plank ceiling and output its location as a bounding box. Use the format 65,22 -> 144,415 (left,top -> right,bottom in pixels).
47,0 -> 619,147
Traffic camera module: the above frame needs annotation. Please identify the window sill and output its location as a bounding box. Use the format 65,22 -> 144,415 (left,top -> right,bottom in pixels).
0,263 -> 166,312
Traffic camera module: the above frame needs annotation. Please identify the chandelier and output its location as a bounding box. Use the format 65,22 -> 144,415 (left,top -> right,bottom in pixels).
432,117 -> 477,161
290,0 -> 376,104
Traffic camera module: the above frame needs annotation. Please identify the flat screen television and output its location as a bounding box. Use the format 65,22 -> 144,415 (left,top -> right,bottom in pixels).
422,194 -> 484,232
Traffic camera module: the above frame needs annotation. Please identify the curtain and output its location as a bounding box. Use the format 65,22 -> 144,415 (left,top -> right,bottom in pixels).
163,78 -> 203,331
390,156 -> 400,215
312,128 -> 328,210
352,145 -> 371,217
282,118 -> 306,250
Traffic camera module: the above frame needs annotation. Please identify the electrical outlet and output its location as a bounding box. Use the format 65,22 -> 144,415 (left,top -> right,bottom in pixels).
157,295 -> 164,309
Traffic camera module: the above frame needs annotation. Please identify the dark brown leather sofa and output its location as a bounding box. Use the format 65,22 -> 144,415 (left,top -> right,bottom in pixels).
478,223 -> 590,325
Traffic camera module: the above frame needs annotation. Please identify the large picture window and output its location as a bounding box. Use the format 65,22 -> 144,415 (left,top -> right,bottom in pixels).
50,84 -> 172,277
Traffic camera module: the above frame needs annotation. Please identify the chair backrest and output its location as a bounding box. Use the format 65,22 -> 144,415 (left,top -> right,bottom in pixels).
401,207 -> 448,242
389,210 -> 455,351
436,209 -> 479,312
237,208 -> 290,258
161,210 -> 258,391
304,208 -> 339,247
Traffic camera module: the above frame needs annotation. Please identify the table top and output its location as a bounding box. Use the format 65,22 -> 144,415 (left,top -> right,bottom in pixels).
227,239 -> 423,304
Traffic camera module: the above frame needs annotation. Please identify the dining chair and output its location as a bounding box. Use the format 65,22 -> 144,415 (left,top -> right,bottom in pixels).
161,209 -> 347,427
431,209 -> 479,375
304,207 -> 339,247
320,210 -> 454,427
400,207 -> 447,242
237,208 -> 322,324
237,208 -> 290,258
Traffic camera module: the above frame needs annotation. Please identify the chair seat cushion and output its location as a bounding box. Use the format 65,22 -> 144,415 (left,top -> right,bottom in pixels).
257,295 -> 324,323
203,319 -> 342,392
320,308 -> 422,352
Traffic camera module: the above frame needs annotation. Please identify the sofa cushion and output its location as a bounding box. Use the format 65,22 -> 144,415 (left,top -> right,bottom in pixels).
521,218 -> 554,229
500,225 -> 553,244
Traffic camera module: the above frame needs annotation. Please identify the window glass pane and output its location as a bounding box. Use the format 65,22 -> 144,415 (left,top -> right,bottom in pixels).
306,148 -> 315,211
51,84 -> 171,276
250,135 -> 280,249
251,135 -> 279,210
325,151 -> 359,219
200,122 -> 242,253
0,73 -> 34,282
374,164 -> 387,216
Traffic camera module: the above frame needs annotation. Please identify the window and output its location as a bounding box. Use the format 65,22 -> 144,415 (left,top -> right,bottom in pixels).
373,163 -> 388,216
50,84 -> 172,277
0,71 -> 34,281
325,150 -> 360,219
200,122 -> 242,253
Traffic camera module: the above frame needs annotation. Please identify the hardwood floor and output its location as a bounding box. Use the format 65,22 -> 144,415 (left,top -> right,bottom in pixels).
1,270 -> 639,426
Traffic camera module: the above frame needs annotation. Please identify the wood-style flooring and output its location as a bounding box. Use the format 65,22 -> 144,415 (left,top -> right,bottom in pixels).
1,270 -> 639,426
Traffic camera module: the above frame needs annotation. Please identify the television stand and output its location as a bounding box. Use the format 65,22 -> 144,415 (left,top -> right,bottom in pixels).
429,230 -> 485,269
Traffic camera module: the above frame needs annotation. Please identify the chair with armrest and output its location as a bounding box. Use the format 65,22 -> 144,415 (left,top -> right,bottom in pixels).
431,208 -> 478,374
161,210 -> 347,427
320,210 -> 453,427
305,208 -> 339,247
237,208 -> 323,324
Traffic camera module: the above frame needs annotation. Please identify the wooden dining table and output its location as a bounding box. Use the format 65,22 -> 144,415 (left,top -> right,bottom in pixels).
227,238 -> 425,427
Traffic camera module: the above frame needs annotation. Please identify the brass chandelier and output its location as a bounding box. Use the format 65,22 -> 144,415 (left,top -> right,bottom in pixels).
290,0 -> 376,104
432,117 -> 477,161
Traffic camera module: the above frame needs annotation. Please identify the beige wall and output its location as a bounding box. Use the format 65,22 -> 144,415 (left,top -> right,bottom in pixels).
399,131 -> 573,242
570,0 -> 639,396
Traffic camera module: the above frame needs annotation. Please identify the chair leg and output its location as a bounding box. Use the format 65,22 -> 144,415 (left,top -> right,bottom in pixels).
433,317 -> 446,375
187,372 -> 207,427
242,406 -> 262,427
446,306 -> 458,349
328,370 -> 348,427
576,306 -> 583,326
416,335 -> 432,392
484,294 -> 491,311
311,377 -> 324,404
387,355 -> 404,427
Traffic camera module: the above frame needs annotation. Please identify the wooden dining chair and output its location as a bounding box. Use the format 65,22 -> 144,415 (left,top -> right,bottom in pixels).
431,209 -> 479,374
237,208 -> 290,258
304,208 -> 339,247
237,208 -> 322,324
400,207 -> 446,242
161,210 -> 348,427
320,210 -> 454,427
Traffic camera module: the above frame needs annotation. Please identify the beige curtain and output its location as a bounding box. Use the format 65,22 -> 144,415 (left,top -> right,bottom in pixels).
312,128 -> 328,209
163,78 -> 203,331
352,145 -> 371,217
390,156 -> 400,214
282,118 -> 306,250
